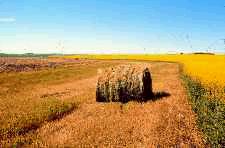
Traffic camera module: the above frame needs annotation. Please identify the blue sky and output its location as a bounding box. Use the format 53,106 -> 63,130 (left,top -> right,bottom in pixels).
0,0 -> 225,54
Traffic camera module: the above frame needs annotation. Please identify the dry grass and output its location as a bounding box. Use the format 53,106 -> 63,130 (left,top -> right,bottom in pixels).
63,54 -> 225,147
17,61 -> 204,147
0,58 -> 120,145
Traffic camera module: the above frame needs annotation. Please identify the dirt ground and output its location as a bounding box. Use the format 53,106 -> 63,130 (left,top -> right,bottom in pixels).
0,57 -> 109,72
19,61 -> 205,147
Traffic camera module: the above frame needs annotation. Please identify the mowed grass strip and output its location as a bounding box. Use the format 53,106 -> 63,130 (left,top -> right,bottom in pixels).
0,98 -> 77,138
0,60 -> 118,143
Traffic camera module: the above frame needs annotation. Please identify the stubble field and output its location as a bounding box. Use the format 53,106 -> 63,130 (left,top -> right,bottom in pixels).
0,55 -> 224,147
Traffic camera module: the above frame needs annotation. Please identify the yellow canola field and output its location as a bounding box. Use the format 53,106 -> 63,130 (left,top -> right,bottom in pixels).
65,54 -> 225,86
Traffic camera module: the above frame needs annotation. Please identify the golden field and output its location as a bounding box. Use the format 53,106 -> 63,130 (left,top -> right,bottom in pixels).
0,56 -> 224,146
64,54 -> 225,100
0,59 -> 205,146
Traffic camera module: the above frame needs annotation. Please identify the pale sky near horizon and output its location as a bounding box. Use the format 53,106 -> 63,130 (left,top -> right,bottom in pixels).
0,0 -> 225,54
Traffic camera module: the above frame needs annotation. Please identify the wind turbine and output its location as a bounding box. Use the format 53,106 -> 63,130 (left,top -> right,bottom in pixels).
222,39 -> 225,44
185,34 -> 193,52
56,41 -> 65,55
144,48 -> 147,55
206,39 -> 225,53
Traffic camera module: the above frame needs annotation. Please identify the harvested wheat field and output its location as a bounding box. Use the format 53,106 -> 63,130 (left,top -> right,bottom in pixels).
2,1 -> 225,147
1,60 -> 204,147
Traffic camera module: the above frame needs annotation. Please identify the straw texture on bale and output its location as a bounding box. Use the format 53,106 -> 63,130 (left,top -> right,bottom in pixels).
96,64 -> 153,102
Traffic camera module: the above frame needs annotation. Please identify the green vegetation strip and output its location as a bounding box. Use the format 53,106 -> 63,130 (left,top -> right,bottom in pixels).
182,75 -> 225,147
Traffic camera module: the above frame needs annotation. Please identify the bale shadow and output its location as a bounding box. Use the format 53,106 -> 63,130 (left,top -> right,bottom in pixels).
134,91 -> 171,103
120,91 -> 171,104
151,91 -> 171,101
97,91 -> 171,104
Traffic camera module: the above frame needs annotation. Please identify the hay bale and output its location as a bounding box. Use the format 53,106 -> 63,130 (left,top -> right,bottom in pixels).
96,64 -> 153,102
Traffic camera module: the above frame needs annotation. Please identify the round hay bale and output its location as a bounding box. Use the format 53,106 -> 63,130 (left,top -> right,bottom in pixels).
96,64 -> 153,103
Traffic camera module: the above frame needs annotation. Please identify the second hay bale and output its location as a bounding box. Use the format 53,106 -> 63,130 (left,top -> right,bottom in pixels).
96,64 -> 153,102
